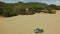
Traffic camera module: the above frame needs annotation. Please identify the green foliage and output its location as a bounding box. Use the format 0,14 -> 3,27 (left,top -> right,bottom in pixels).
0,1 -> 58,17
56,6 -> 60,10
47,7 -> 52,12
26,7 -> 36,15
2,4 -> 17,17
48,4 -> 57,10
0,1 -> 5,15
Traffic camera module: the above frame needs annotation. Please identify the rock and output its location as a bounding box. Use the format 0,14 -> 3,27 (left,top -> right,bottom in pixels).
34,28 -> 44,33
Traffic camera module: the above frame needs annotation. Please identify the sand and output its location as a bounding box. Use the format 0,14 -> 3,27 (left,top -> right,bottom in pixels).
0,10 -> 60,34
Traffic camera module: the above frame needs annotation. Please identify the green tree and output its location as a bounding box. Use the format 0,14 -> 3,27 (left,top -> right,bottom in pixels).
0,1 -> 5,15
48,4 -> 57,10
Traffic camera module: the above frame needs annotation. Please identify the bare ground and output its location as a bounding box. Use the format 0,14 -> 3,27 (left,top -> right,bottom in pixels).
0,10 -> 60,34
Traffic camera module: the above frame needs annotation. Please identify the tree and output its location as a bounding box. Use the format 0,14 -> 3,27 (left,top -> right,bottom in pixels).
56,6 -> 60,10
48,4 -> 57,10
2,4 -> 17,17
0,1 -> 57,17
0,1 -> 5,15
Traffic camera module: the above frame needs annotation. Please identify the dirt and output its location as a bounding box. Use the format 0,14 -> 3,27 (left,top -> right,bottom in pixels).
0,10 -> 60,34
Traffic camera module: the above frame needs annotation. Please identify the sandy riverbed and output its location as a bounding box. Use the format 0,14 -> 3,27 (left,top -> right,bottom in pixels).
0,10 -> 60,34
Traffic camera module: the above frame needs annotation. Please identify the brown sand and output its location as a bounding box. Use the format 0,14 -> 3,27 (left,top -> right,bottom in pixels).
0,10 -> 60,34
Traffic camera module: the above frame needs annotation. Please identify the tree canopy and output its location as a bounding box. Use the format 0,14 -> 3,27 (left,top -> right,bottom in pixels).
0,1 -> 60,17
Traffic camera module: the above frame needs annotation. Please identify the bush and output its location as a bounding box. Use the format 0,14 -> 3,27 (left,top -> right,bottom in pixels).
46,7 -> 53,14
0,1 -> 57,17
2,5 -> 17,17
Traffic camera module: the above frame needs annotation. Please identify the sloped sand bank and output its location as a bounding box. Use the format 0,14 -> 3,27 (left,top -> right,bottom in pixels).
0,10 -> 60,34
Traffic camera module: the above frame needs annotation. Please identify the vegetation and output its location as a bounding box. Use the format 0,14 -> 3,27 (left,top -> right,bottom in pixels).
0,1 -> 60,17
